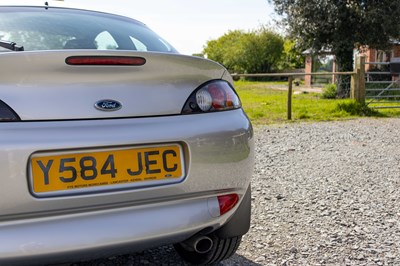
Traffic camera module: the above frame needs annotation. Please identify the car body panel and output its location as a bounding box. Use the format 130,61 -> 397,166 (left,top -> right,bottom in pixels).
0,110 -> 253,219
0,110 -> 253,264
0,51 -> 225,120
0,197 -> 230,265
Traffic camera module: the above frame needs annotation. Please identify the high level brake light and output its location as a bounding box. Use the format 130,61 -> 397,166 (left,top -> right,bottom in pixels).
65,56 -> 146,66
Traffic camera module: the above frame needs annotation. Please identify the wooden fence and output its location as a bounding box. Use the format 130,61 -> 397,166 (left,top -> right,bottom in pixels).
232,71 -> 356,120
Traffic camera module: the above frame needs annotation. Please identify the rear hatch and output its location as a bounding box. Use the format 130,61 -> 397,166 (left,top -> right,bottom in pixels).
0,50 -> 226,120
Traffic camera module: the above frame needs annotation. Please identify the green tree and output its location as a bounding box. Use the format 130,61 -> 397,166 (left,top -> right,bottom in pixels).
241,28 -> 284,73
203,30 -> 245,72
269,0 -> 400,96
192,53 -> 204,58
278,39 -> 305,70
203,28 -> 284,74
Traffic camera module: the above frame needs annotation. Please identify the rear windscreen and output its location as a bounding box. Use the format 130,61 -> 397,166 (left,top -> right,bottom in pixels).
0,6 -> 177,53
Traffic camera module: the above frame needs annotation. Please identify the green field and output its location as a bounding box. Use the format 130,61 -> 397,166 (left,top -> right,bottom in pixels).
235,80 -> 400,125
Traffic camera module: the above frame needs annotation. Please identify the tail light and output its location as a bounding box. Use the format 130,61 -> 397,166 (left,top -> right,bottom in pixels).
182,80 -> 241,114
0,100 -> 20,122
218,194 -> 239,216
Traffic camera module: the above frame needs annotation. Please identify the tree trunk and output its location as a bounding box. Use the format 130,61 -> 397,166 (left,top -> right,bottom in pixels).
334,47 -> 354,98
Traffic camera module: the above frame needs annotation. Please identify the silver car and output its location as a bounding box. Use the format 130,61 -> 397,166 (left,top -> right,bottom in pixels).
0,3 -> 254,266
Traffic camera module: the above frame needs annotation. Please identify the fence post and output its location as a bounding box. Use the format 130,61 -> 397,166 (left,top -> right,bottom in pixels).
350,71 -> 358,100
287,76 -> 293,120
351,56 -> 366,104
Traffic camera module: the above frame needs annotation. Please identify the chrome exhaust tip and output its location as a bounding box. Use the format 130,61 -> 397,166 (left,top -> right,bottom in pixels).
182,235 -> 213,254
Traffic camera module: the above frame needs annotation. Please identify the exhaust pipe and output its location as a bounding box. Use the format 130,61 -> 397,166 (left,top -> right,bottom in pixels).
181,234 -> 213,254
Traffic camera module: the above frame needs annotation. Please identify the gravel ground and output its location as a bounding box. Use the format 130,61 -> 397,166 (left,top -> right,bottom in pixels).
74,118 -> 400,266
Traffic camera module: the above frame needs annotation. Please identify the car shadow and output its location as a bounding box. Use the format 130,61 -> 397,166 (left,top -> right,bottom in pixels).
70,245 -> 263,266
221,253 -> 264,266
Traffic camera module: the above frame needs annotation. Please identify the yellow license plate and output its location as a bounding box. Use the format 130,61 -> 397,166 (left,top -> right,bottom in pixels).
30,144 -> 184,195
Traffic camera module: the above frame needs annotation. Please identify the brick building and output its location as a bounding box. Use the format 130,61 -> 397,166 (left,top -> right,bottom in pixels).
304,44 -> 400,86
357,43 -> 400,71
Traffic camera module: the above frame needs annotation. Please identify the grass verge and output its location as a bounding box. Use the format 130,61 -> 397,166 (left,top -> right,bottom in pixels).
235,80 -> 400,125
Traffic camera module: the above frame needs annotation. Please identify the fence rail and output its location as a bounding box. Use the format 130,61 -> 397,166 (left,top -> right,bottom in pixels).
231,72 -> 354,78
232,71 -> 355,120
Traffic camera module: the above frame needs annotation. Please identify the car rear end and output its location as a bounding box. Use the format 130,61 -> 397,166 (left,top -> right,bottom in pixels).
0,5 -> 254,265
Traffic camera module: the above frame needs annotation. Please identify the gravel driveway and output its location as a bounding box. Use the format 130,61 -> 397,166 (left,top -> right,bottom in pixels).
74,118 -> 400,266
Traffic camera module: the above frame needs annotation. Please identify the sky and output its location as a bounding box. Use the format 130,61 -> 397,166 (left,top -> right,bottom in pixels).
62,0 -> 277,55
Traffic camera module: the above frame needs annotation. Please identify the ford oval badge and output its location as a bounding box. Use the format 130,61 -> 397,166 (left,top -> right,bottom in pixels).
94,100 -> 122,112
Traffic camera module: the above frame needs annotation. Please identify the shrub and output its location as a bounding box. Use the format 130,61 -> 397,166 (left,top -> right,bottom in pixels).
335,101 -> 382,116
321,83 -> 337,99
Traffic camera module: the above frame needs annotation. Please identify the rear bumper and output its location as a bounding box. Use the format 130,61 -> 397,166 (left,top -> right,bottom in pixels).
0,109 -> 254,264
0,195 -> 232,265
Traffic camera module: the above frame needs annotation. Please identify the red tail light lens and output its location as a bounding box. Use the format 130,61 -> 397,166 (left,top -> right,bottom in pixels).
65,56 -> 146,66
182,80 -> 241,114
218,194 -> 239,216
208,84 -> 226,109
